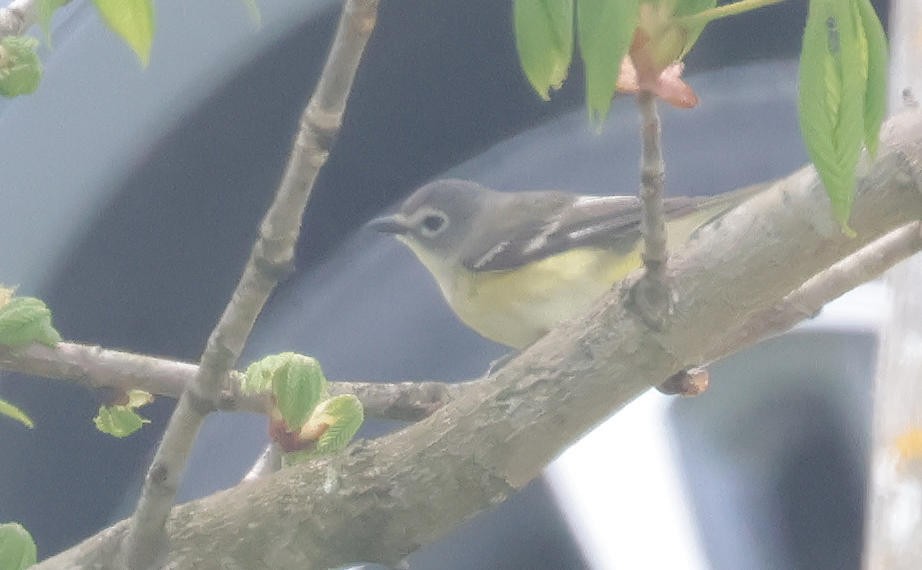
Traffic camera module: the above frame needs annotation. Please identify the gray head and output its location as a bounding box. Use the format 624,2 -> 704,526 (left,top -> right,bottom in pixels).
368,179 -> 493,257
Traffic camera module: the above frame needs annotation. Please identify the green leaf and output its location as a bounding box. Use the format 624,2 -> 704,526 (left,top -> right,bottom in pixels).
242,353 -> 284,394
514,0 -> 574,100
855,0 -> 887,157
0,297 -> 61,347
312,395 -> 364,454
125,389 -> 154,408
284,394 -> 364,466
37,0 -> 69,45
798,0 -> 868,231
673,0 -> 716,58
273,355 -> 327,429
0,523 -> 37,570
0,398 -> 33,429
577,0 -> 640,126
93,389 -> 152,437
93,404 -> 150,437
243,353 -> 328,429
0,37 -> 42,98
91,0 -> 154,66
673,0 -> 717,18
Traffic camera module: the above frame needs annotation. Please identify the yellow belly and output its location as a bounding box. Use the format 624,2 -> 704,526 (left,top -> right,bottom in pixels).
447,247 -> 642,348
400,208 -> 720,349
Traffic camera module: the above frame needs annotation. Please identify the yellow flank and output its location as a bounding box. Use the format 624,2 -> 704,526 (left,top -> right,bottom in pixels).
400,200 -> 734,349
451,247 -> 641,348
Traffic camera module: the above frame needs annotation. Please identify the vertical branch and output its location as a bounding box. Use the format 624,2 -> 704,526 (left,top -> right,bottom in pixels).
632,90 -> 670,327
864,256 -> 922,570
118,1 -> 380,567
864,2 -> 922,567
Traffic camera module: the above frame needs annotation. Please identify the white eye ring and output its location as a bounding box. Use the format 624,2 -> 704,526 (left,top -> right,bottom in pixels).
418,210 -> 449,237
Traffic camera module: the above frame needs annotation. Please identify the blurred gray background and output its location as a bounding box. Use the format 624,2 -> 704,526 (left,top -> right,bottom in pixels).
0,0 -> 890,567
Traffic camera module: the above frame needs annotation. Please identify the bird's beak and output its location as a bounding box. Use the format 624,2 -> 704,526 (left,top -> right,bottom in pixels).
367,214 -> 410,235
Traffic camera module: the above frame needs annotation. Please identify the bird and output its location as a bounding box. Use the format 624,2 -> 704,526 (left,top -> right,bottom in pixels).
370,179 -> 765,349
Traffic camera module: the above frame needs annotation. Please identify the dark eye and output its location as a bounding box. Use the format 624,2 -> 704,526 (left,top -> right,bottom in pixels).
421,214 -> 446,234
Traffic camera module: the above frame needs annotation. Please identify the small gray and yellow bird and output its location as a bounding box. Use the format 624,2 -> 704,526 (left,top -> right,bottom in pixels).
370,179 -> 764,349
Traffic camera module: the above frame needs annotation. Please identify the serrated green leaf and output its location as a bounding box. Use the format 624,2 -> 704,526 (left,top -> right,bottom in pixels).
93,404 -> 149,437
0,398 -> 33,429
243,353 -> 328,428
242,353 -> 286,394
577,0 -> 640,126
514,0 -> 574,100
37,0 -> 69,45
282,395 -> 364,466
0,523 -> 37,570
0,37 -> 42,98
313,395 -> 364,454
0,296 -> 61,347
798,0 -> 867,231
273,355 -> 327,429
855,0 -> 887,157
91,0 -> 154,66
673,0 -> 716,58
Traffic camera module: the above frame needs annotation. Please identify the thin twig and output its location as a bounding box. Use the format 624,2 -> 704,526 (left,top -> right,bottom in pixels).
632,91 -> 671,328
119,1 -> 380,567
0,341 -> 456,421
677,0 -> 787,28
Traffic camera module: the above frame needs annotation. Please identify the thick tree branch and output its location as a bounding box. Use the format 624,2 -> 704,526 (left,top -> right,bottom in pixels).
119,1 -> 380,567
704,221 -> 922,362
0,341 -> 456,421
36,111 -> 922,570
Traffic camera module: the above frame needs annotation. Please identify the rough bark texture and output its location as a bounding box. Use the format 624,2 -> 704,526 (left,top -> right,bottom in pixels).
863,1 -> 922,567
36,111 -> 922,569
865,256 -> 922,570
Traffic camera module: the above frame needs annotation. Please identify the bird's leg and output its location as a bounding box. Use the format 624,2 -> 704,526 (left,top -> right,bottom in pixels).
628,256 -> 675,330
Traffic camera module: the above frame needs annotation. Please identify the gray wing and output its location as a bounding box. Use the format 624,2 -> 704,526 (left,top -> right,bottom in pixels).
463,192 -> 700,272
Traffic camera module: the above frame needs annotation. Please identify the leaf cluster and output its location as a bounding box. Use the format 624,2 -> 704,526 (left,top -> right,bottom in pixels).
243,353 -> 364,465
513,0 -> 888,229
514,0 -> 715,124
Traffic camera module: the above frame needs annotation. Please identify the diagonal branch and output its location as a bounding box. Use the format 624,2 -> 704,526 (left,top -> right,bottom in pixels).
119,1 -> 380,567
704,221 -> 922,362
36,110 -> 922,570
